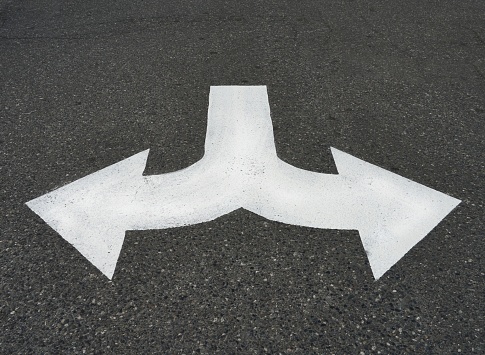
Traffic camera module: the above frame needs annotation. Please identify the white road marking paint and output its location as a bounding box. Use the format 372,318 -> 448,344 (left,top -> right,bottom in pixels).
26,86 -> 460,280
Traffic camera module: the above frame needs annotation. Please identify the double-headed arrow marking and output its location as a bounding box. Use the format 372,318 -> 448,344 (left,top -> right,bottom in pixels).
26,86 -> 460,280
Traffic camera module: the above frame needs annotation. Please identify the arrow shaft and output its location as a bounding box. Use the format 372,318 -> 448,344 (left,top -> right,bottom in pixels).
109,161 -> 241,230
204,86 -> 277,167
243,160 -> 366,230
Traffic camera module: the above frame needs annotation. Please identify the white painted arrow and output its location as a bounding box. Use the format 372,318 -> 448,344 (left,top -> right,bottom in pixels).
26,86 -> 460,280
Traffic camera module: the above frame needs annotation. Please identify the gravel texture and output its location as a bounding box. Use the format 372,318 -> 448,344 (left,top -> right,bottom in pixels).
1,0 -> 484,353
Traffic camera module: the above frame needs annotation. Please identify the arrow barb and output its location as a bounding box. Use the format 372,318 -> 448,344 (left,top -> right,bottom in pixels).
331,147 -> 461,279
26,150 -> 150,279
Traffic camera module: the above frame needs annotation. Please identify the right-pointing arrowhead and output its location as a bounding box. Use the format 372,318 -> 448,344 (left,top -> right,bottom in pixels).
331,147 -> 461,280
26,150 -> 150,279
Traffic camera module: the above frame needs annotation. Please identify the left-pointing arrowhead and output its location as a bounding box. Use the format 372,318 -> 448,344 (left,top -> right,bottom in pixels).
331,147 -> 461,280
26,150 -> 150,279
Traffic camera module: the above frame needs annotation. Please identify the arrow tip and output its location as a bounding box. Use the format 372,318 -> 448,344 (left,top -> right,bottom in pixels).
26,150 -> 150,279
331,147 -> 461,280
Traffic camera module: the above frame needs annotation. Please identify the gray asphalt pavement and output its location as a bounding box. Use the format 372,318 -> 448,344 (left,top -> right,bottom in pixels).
1,0 -> 484,353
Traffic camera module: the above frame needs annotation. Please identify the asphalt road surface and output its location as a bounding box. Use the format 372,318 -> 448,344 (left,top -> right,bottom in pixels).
1,0 -> 484,353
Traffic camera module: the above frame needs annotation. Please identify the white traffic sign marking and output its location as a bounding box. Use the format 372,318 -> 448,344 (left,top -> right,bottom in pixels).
26,86 -> 460,280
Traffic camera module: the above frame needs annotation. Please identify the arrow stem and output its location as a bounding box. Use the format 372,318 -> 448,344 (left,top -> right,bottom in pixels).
204,86 -> 277,166
243,160 -> 362,230
123,161 -> 241,230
